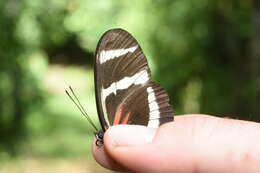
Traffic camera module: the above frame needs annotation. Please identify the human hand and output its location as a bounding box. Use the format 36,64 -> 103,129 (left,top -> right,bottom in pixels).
92,114 -> 260,173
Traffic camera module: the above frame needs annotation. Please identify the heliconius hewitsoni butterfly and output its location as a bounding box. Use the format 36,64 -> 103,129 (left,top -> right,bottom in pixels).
66,28 -> 174,146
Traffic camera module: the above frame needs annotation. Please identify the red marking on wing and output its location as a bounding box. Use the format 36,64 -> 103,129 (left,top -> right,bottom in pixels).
121,112 -> 130,124
113,107 -> 122,125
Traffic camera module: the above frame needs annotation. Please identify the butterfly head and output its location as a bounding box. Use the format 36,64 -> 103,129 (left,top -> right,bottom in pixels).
95,130 -> 104,146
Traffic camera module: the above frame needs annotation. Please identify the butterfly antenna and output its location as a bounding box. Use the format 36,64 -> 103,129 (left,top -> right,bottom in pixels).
65,87 -> 98,132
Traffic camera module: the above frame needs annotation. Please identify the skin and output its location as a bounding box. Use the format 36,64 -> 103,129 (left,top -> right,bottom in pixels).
92,114 -> 260,173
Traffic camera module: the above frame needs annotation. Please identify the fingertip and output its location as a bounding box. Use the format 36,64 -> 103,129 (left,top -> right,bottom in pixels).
101,125 -> 159,172
92,125 -> 158,172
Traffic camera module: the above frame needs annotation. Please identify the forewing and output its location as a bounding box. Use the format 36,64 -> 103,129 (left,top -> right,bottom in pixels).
94,29 -> 151,130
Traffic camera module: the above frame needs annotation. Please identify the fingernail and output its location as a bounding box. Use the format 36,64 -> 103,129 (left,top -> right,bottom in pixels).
106,125 -> 156,147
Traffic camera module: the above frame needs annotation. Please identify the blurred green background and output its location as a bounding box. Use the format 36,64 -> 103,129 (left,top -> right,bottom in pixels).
0,0 -> 259,172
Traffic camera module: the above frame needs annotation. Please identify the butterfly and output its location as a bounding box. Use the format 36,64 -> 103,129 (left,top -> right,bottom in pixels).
66,28 -> 174,146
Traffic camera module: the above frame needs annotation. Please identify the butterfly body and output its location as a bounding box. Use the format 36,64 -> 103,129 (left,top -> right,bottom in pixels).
94,29 -> 174,145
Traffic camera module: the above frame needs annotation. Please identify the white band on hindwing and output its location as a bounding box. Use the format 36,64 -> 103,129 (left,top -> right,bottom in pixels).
147,87 -> 160,128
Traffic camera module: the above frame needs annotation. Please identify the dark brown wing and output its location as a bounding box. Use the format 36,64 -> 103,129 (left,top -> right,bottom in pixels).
94,28 -> 173,130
